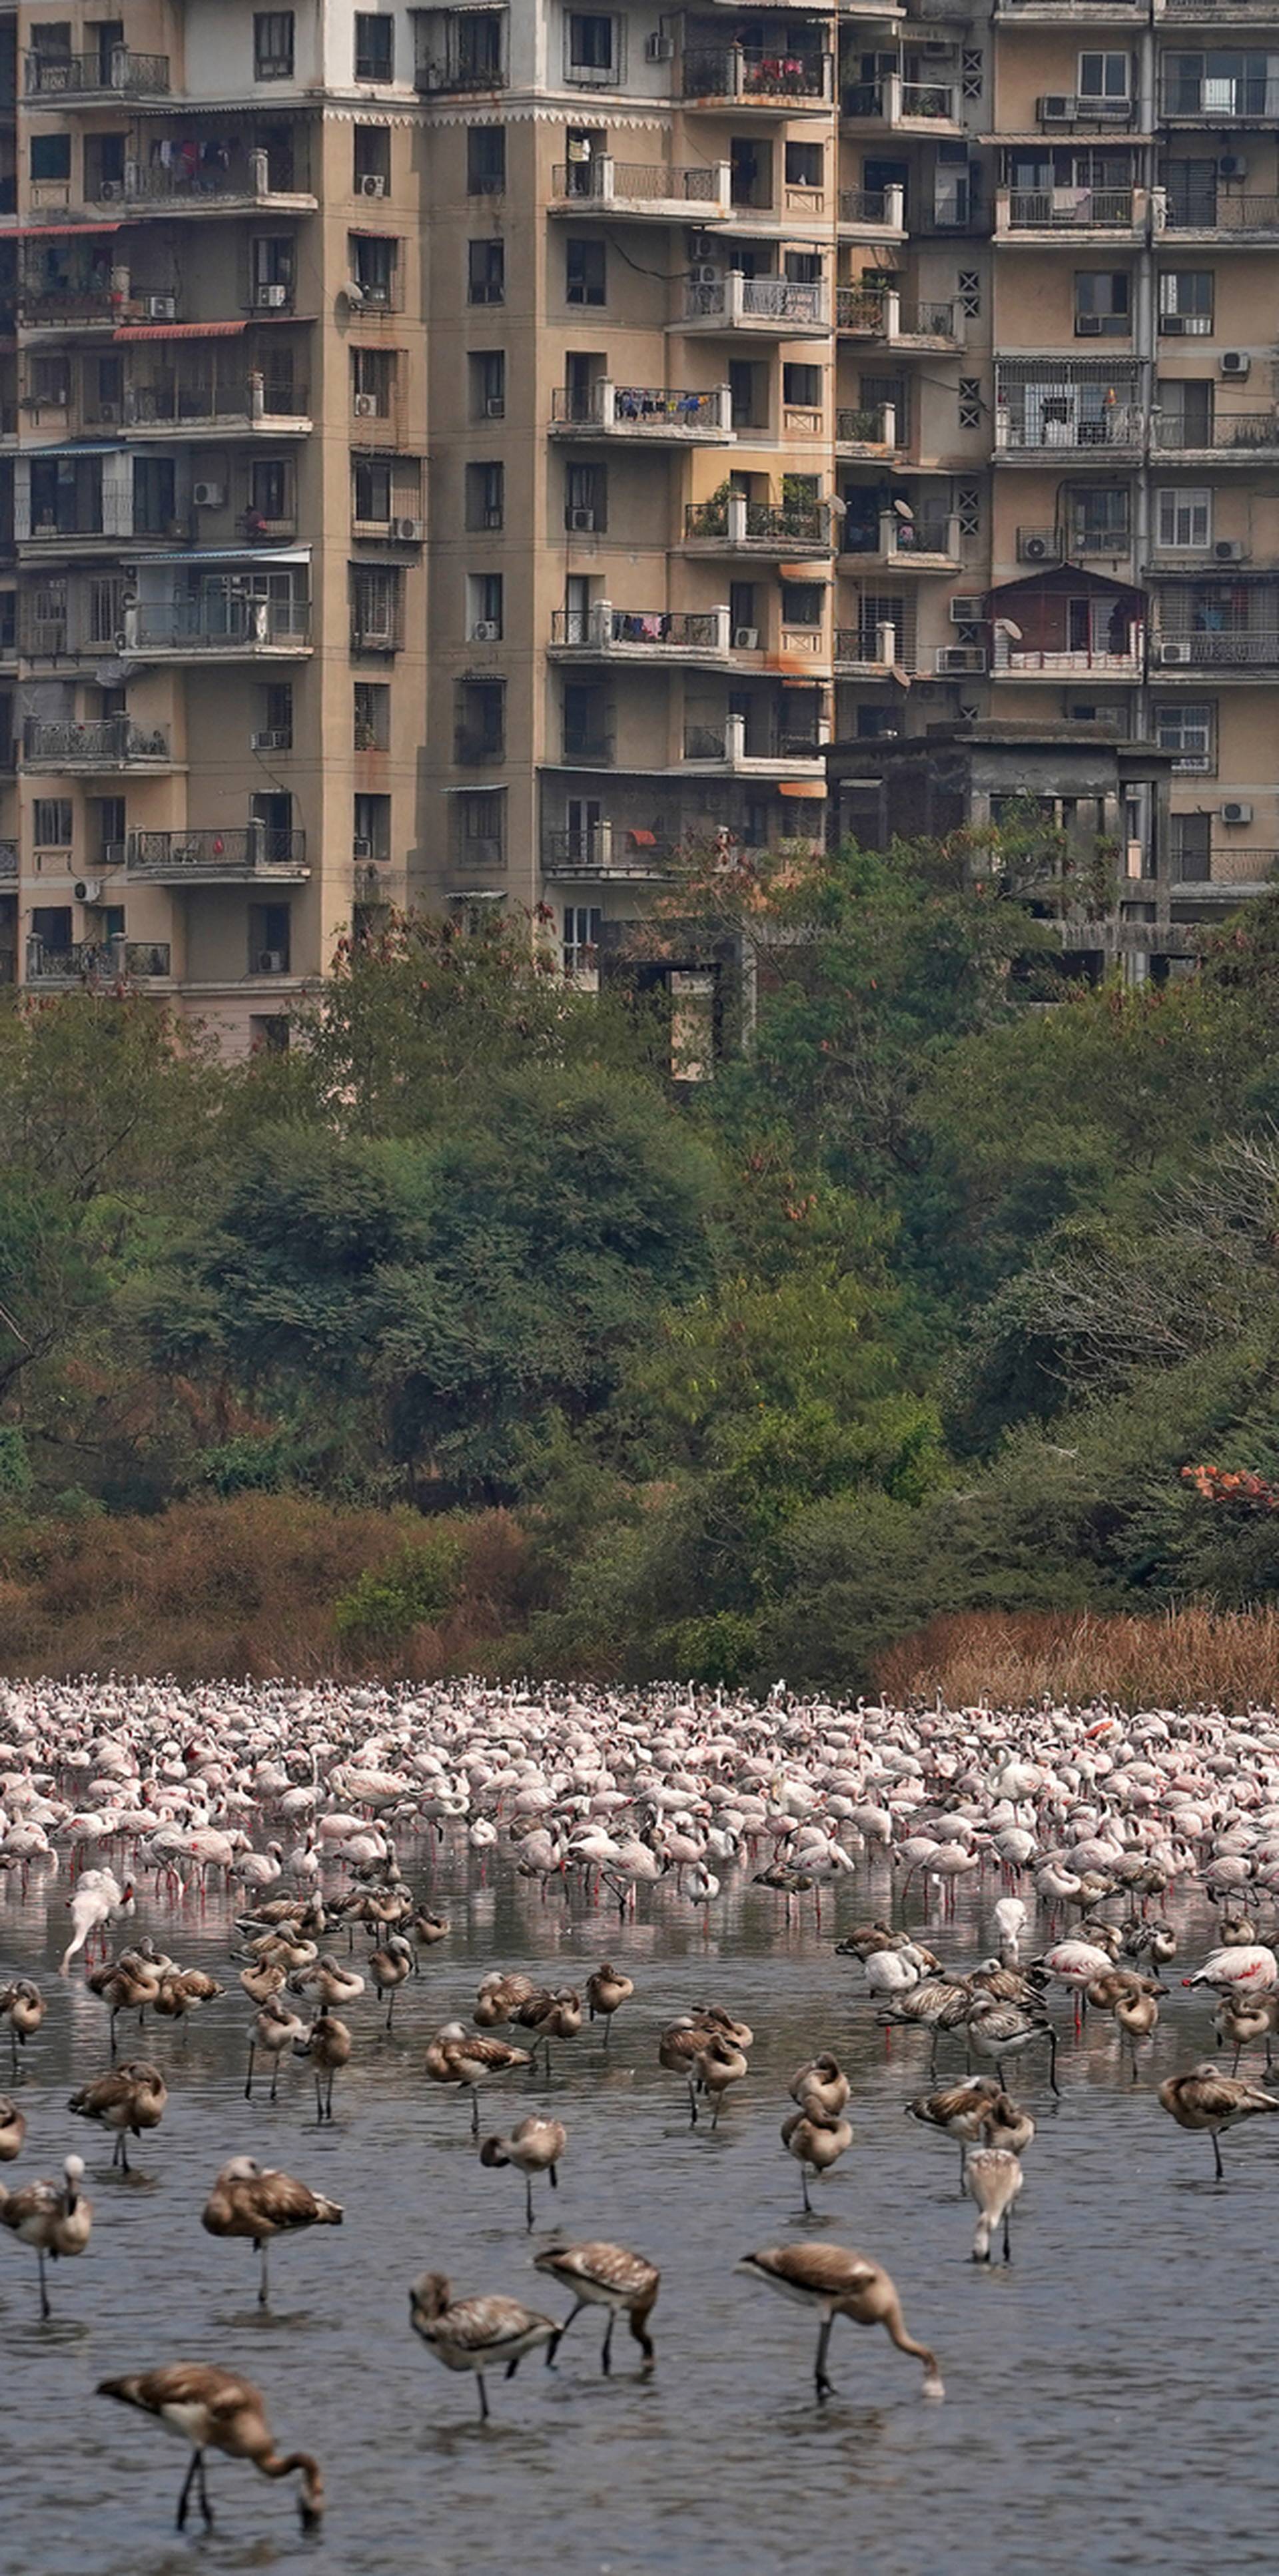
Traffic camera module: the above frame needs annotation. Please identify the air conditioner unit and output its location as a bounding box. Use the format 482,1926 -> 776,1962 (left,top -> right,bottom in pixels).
1159,639 -> 1194,664
1018,531 -> 1059,563
353,393 -> 378,418
733,625 -> 759,649
1038,93 -> 1077,123
472,619 -> 500,641
485,396 -> 505,419
144,294 -> 177,321
937,644 -> 986,674
191,481 -> 224,509
98,180 -> 121,200
1220,800 -> 1253,824
256,282 -> 288,309
352,836 -> 373,860
568,505 -> 598,531
96,400 -> 119,422
258,949 -> 286,972
360,174 -> 386,198
74,878 -> 103,904
645,31 -> 675,61
1214,538 -> 1246,562
1075,315 -> 1105,336
251,728 -> 289,751
392,516 -> 425,541
949,595 -> 985,625
1090,97 -> 1132,119
1218,153 -> 1248,180
1220,350 -> 1250,377
484,505 -> 504,528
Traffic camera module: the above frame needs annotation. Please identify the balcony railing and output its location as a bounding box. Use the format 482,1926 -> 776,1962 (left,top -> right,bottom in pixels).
128,826 -> 307,878
129,599 -> 312,652
1154,412 -> 1279,450
836,623 -> 919,671
551,380 -> 733,438
684,495 -> 831,545
23,48 -> 170,95
542,824 -> 674,878
0,839 -> 17,878
1164,191 -> 1279,230
996,403 -> 1142,451
837,401 -> 904,448
19,288 -> 119,327
550,605 -> 732,653
26,936 -> 171,982
415,53 -> 508,95
23,717 -> 171,767
843,75 -> 959,121
553,158 -> 729,211
684,273 -> 828,327
1005,186 -> 1136,228
992,634 -> 1144,675
1161,77 -> 1279,117
1154,629 -> 1279,667
683,717 -> 823,763
683,46 -> 833,103
100,148 -> 310,210
837,286 -> 960,340
839,186 -> 899,226
118,377 -> 309,430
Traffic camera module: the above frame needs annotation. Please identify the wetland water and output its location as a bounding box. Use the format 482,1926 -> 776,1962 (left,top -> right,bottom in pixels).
0,1843 -> 1270,2576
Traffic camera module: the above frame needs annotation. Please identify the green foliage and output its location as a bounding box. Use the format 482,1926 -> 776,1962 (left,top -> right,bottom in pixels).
0,1426 -> 32,1502
332,1527 -> 466,1648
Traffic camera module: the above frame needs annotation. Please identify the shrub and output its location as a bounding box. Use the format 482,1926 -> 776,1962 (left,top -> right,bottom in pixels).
332,1527 -> 466,1650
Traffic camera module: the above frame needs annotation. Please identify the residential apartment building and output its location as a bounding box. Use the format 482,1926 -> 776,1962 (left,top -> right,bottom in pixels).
1,0 -> 1275,1034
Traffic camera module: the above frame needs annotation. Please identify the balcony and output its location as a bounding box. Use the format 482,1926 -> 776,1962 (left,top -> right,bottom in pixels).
542,822 -> 675,881
836,402 -> 906,456
1156,0 -> 1279,15
125,597 -> 312,659
683,273 -> 829,335
0,840 -> 17,878
839,184 -> 907,239
997,0 -> 1144,14
1177,846 -> 1279,891
997,185 -> 1144,239
23,49 -> 170,98
991,629 -> 1145,680
845,507 -> 963,570
26,936 -> 171,984
23,717 -> 172,771
841,73 -> 963,131
836,286 -> 963,348
1152,628 -> 1279,671
550,604 -> 737,663
127,826 -> 309,883
835,617 -> 919,675
683,493 -> 834,554
1162,188 -> 1279,239
682,712 -> 826,774
682,46 -> 834,109
115,374 -> 312,438
93,147 -> 316,219
1160,75 -> 1279,121
1154,410 -> 1279,458
550,381 -> 734,442
551,158 -> 732,220
995,371 -> 1143,459
19,283 -> 121,332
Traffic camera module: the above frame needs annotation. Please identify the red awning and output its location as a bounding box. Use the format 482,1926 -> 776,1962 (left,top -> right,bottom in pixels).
13,222 -> 122,239
113,319 -> 249,342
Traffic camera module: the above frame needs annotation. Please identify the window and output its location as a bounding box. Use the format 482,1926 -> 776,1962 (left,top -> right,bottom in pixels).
354,681 -> 390,750
1078,51 -> 1130,97
565,460 -> 606,531
785,141 -> 823,188
349,232 -> 400,307
566,238 -> 606,306
468,571 -> 504,638
249,1014 -> 289,1054
563,903 -> 602,978
562,682 -> 608,760
1154,699 -> 1214,771
1072,485 -> 1130,550
781,581 -> 823,625
350,563 -> 402,649
466,460 -> 504,529
1159,270 -> 1214,336
783,362 -> 821,408
468,127 -> 506,193
353,456 -> 392,523
250,234 -> 294,302
249,901 -> 292,972
1074,271 -> 1130,336
454,787 -> 505,869
133,456 -> 175,535
1170,812 -> 1212,881
93,796 -> 126,864
34,797 -> 73,846
353,791 -> 391,861
254,11 -> 294,79
248,456 -> 292,524
566,13 -> 617,80
1158,376 -> 1213,446
31,905 -> 73,956
260,681 -> 293,747
29,350 -> 70,406
1157,485 -> 1212,549
352,346 -> 396,416
470,349 -> 506,418
784,249 -> 821,286
729,361 -> 762,430
354,12 -> 394,80
354,123 -> 391,188
30,133 -> 71,181
468,238 -> 505,303
455,678 -> 505,762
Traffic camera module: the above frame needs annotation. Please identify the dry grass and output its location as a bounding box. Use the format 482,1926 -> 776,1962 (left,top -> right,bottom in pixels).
876,1604 -> 1279,1711
0,1497 -> 536,1682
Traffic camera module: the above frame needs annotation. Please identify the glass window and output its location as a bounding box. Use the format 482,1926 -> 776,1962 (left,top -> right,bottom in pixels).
568,14 -> 616,73
354,13 -> 394,81
1156,485 -> 1212,547
253,12 -> 294,79
1154,699 -> 1214,769
466,461 -> 504,529
1078,52 -> 1130,96
566,238 -> 606,305
1159,270 -> 1214,334
468,127 -> 506,193
468,238 -> 505,303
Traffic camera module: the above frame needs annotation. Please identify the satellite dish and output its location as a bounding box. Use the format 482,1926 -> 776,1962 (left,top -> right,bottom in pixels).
993,618 -> 1023,642
892,497 -> 914,517
94,660 -> 128,687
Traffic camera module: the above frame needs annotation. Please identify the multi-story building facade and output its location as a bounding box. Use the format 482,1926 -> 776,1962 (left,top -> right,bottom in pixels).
0,0 -> 1274,1034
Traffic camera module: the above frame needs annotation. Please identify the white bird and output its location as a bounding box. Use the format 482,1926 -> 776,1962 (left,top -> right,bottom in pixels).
60,1870 -> 135,1975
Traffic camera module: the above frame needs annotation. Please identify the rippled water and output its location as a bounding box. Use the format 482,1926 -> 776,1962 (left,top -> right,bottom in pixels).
0,1837 -> 1273,2576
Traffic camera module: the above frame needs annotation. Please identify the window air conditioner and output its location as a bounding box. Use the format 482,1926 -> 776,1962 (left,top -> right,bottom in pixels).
1075,314 -> 1105,335
144,294 -> 177,320
258,949 -> 286,972
472,619 -> 500,641
256,282 -> 288,308
568,505 -> 598,530
1090,96 -> 1131,119
251,729 -> 289,751
73,878 -> 103,904
484,504 -> 504,527
1159,639 -> 1193,663
1214,538 -> 1246,561
353,393 -> 378,417
392,516 -> 424,541
645,31 -> 675,61
360,174 -> 386,198
192,482 -> 224,508
1220,350 -> 1250,376
1038,94 -> 1077,123
937,644 -> 986,673
1220,801 -> 1252,824
352,836 -> 373,859
949,595 -> 986,623
733,625 -> 759,648
485,396 -> 506,418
